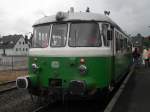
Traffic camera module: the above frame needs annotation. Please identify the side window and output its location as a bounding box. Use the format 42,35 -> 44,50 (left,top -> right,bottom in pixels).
115,31 -> 129,53
121,35 -> 128,52
120,35 -> 124,50
102,24 -> 109,46
124,38 -> 127,49
116,32 -> 120,51
127,40 -> 132,51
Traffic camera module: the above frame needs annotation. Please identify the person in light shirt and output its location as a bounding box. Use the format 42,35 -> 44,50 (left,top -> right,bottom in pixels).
142,48 -> 149,68
148,48 -> 150,67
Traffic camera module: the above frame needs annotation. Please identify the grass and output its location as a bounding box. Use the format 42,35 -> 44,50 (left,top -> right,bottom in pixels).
0,70 -> 28,84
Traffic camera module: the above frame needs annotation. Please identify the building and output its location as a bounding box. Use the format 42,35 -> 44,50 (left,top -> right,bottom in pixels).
131,33 -> 144,53
0,35 -> 29,56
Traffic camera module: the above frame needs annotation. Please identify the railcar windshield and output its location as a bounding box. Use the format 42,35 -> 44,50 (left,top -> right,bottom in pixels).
50,23 -> 68,47
69,22 -> 101,47
32,25 -> 50,48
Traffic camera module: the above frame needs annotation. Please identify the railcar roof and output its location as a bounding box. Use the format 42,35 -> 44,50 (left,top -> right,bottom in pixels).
33,12 -> 116,26
33,12 -> 128,37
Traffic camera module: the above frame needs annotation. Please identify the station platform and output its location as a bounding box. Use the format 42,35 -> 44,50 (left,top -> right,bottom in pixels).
111,66 -> 150,112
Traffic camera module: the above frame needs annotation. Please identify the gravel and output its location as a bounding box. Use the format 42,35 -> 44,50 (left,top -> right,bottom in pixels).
0,88 -> 108,112
0,89 -> 37,112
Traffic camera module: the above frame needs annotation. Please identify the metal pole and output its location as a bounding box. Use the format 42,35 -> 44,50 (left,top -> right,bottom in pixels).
12,56 -> 13,71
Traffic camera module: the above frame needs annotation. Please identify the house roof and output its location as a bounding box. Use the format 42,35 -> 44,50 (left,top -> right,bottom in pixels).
0,35 -> 23,49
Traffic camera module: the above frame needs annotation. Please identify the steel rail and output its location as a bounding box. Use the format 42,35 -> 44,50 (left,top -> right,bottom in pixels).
0,80 -> 17,94
0,86 -> 17,94
0,80 -> 16,86
32,104 -> 49,112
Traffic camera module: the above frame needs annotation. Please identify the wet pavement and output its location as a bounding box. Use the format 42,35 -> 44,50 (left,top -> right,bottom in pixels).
112,66 -> 150,112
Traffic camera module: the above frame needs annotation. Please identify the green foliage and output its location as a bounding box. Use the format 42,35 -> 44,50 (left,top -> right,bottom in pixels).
143,38 -> 150,48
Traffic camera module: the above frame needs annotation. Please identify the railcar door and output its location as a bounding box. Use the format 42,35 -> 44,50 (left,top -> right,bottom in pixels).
101,23 -> 114,85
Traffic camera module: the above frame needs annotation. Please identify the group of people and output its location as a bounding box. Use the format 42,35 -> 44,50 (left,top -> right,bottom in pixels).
132,47 -> 150,67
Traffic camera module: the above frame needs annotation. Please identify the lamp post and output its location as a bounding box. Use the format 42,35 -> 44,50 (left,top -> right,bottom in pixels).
0,41 -> 8,56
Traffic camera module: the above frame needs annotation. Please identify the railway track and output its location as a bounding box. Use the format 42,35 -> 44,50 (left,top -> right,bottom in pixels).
0,80 -> 17,94
32,104 -> 49,112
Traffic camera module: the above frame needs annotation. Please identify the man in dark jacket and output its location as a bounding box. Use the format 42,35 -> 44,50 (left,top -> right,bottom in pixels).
132,48 -> 140,65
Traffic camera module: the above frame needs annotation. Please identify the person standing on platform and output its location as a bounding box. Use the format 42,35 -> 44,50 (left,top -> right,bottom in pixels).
132,48 -> 140,65
148,48 -> 150,67
142,48 -> 149,68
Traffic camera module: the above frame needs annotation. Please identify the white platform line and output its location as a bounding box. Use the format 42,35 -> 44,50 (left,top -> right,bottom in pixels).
104,65 -> 135,112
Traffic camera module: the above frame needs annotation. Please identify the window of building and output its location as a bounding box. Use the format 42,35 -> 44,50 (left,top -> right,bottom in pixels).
10,41 -> 14,44
16,48 -> 18,51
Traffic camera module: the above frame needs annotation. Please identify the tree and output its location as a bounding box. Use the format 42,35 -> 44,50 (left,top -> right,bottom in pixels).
25,35 -> 28,44
143,36 -> 150,48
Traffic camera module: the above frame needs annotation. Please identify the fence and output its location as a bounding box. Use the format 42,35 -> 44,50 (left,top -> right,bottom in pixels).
0,56 -> 28,71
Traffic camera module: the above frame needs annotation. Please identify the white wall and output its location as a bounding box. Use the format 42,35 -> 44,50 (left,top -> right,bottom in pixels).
13,37 -> 29,56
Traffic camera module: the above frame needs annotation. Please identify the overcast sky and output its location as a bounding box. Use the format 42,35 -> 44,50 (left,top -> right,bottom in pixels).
0,0 -> 150,36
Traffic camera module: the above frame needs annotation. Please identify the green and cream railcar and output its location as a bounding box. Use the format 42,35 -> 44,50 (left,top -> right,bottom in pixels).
16,11 -> 132,99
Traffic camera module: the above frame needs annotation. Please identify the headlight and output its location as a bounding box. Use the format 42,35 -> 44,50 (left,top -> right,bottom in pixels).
32,63 -> 39,72
78,65 -> 87,75
16,76 -> 29,89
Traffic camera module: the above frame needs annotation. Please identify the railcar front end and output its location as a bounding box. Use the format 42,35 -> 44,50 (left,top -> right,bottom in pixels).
16,11 -> 132,102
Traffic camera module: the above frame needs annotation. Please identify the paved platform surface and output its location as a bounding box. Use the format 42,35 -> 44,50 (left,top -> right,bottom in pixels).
112,66 -> 150,112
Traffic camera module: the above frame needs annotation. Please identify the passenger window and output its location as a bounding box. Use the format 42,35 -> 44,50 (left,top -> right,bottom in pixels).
124,38 -> 127,49
102,24 -> 109,46
116,32 -> 120,51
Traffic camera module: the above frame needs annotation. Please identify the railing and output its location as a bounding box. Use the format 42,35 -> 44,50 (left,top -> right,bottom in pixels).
0,56 -> 28,71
